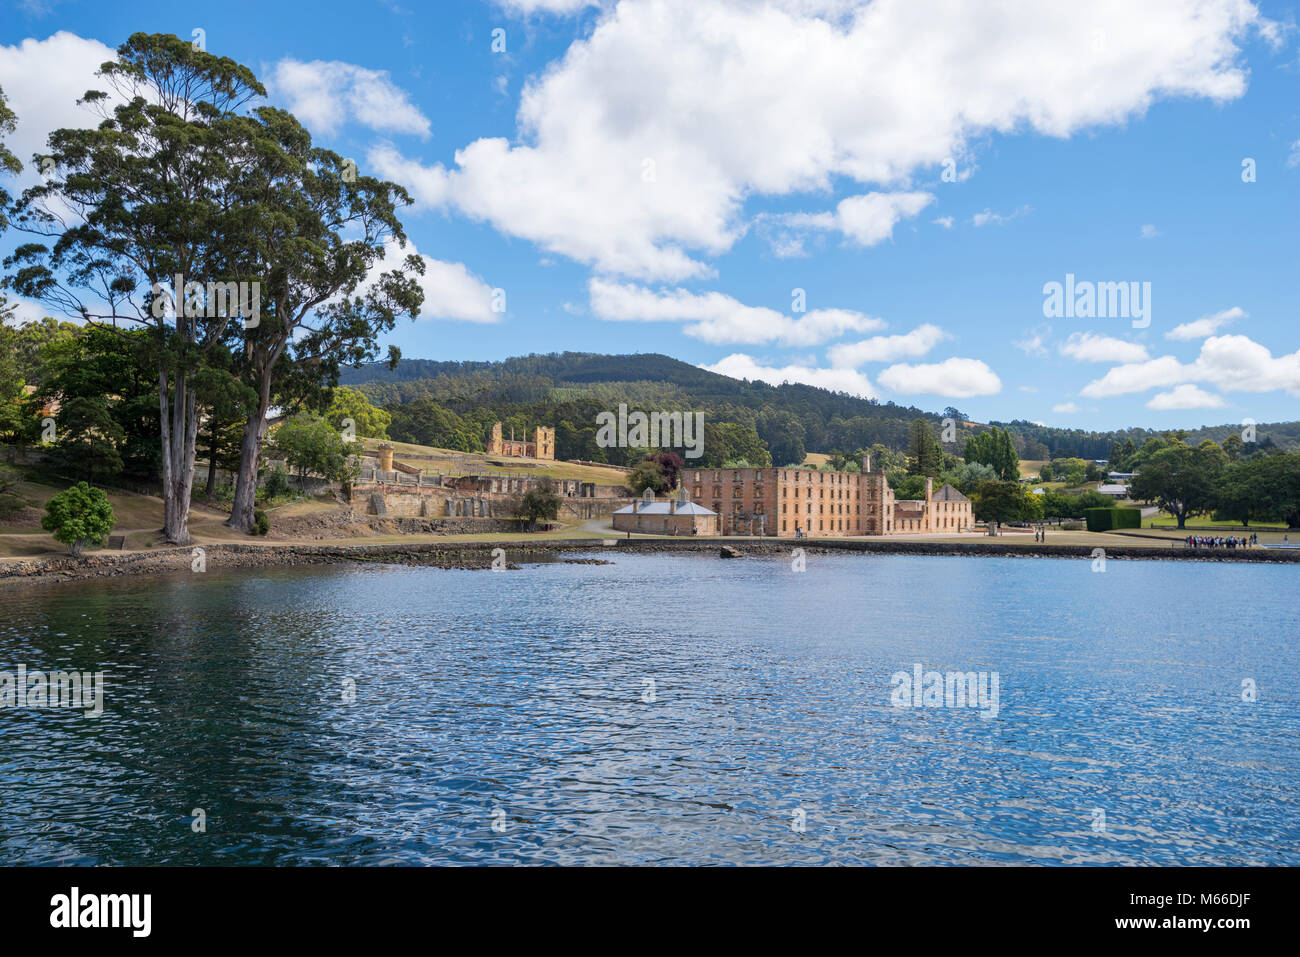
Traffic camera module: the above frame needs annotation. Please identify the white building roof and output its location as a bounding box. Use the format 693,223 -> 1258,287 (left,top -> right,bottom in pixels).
613,501 -> 716,515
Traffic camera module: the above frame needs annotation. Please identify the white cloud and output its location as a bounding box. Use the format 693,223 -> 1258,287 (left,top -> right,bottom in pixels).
788,191 -> 935,246
877,357 -> 1002,397
1288,138 -> 1300,168
1059,331 -> 1150,363
1140,223 -> 1160,239
1014,326 -> 1051,357
1080,355 -> 1189,397
932,216 -> 954,229
0,32 -> 118,182
416,258 -> 500,322
700,353 -> 876,398
1052,401 -> 1080,413
360,242 -> 499,323
1081,334 -> 1300,398
587,279 -> 883,346
1165,306 -> 1245,340
373,0 -> 1265,278
972,205 -> 1030,227
1145,384 -> 1226,409
267,59 -> 431,138
368,143 -> 452,206
827,324 -> 950,367
3,295 -> 59,325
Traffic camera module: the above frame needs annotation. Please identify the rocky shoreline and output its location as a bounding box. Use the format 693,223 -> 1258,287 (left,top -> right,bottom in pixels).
2,535 -> 1297,588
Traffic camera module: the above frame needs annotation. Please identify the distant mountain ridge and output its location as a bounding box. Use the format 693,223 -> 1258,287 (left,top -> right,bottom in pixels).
340,351 -> 1300,460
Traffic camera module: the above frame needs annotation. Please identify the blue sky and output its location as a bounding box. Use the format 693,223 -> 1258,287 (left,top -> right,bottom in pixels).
2,0 -> 1299,432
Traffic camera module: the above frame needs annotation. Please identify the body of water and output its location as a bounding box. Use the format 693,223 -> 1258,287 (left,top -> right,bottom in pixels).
1,552 -> 1295,865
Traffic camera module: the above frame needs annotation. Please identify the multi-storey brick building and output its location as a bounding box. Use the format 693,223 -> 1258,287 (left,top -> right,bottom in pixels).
686,455 -> 972,537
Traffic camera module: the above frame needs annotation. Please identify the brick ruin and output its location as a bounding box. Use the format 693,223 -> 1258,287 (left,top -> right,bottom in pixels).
486,422 -> 555,460
349,442 -> 630,520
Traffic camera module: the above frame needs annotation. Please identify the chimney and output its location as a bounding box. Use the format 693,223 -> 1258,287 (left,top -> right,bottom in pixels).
669,499 -> 678,514
925,476 -> 933,500
632,499 -> 639,513
862,454 -> 872,473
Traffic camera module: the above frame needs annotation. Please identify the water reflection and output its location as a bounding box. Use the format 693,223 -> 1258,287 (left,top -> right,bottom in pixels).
0,554 -> 1296,865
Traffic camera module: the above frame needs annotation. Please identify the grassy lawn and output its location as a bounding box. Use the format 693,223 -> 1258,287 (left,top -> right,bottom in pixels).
0,475 -> 295,558
0,472 -> 616,559
356,439 -> 630,485
1148,514 -> 1288,530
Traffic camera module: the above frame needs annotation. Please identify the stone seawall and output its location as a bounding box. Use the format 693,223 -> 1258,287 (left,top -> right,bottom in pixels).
3,536 -> 1298,589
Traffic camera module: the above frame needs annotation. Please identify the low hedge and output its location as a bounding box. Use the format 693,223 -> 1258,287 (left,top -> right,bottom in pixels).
1084,507 -> 1142,532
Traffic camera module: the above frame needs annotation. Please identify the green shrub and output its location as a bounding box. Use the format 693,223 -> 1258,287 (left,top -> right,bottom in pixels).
263,465 -> 290,500
1084,507 -> 1142,532
41,481 -> 115,556
253,509 -> 269,536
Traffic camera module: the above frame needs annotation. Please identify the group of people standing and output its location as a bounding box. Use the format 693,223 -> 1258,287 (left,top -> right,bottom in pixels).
1187,534 -> 1256,549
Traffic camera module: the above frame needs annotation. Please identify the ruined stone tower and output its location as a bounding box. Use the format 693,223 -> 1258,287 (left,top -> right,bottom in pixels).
485,422 -> 555,460
532,426 -> 555,460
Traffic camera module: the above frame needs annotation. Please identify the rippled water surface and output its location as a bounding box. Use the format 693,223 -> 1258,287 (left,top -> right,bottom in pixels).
1,552 -> 1296,865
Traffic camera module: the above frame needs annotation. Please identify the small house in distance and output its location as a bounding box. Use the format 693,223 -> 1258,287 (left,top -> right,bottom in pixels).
613,487 -> 718,536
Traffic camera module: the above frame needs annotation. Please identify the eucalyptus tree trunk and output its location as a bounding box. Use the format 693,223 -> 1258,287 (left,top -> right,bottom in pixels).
158,367 -> 199,545
226,375 -> 274,534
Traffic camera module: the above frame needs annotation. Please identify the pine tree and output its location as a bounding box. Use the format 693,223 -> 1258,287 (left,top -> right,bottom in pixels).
907,419 -> 942,477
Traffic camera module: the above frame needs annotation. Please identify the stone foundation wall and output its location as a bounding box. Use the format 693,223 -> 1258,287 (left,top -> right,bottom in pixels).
352,482 -> 634,521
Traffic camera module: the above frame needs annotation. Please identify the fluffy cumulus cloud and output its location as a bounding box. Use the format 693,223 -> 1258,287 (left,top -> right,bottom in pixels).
877,357 -> 1002,398
827,324 -> 950,366
415,258 -> 500,322
360,242 -> 499,323
1081,334 -> 1300,398
0,32 -> 118,181
701,353 -> 876,398
785,191 -> 935,246
1146,384 -> 1226,409
1059,331 -> 1150,363
587,279 -> 884,346
372,0 -> 1265,279
1165,306 -> 1245,340
266,59 -> 431,138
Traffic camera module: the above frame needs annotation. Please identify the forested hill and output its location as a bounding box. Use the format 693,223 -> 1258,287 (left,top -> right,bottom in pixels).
340,351 -> 1300,466
343,351 -> 914,420
340,351 -> 949,466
